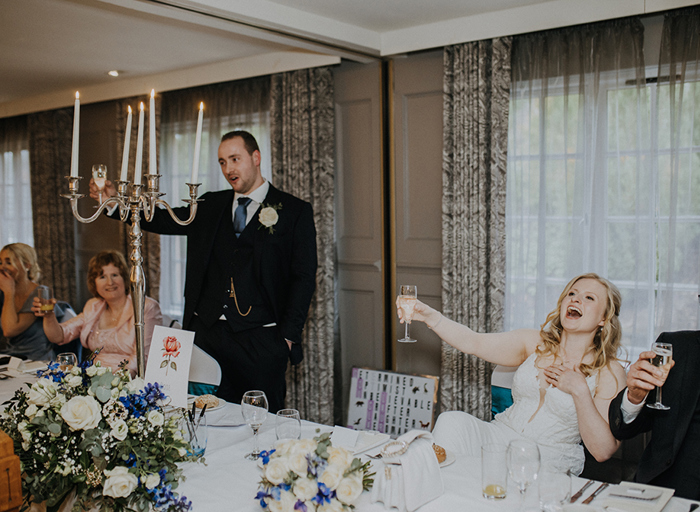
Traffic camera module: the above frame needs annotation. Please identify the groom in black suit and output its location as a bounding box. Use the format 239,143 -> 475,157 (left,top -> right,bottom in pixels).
609,330 -> 700,500
95,130 -> 317,412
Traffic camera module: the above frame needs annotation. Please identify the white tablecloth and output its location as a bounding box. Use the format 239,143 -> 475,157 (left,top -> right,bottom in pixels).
0,376 -> 696,512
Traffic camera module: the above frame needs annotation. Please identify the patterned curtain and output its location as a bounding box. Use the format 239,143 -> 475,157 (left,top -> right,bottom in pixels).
270,67 -> 335,425
441,38 -> 511,419
28,109 -> 77,307
114,96 -> 161,301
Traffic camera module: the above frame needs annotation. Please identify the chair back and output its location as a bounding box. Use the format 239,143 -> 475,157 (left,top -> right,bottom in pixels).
491,364 -> 517,418
188,344 -> 222,395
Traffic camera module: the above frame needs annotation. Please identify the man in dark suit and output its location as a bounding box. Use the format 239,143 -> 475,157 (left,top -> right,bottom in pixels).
609,330 -> 700,500
94,130 -> 317,412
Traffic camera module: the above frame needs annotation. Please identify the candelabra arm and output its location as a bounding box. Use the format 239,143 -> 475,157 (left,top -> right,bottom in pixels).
153,183 -> 201,226
62,195 -> 127,224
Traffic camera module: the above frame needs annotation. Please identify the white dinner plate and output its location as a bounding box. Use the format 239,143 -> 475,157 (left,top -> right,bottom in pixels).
187,395 -> 226,412
439,450 -> 455,468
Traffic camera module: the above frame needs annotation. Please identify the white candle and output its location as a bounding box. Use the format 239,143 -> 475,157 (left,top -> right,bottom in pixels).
149,89 -> 156,176
120,106 -> 132,182
70,92 -> 80,177
134,102 -> 145,186
191,102 -> 204,184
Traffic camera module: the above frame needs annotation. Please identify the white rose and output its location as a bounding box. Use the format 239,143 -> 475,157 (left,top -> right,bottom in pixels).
111,387 -> 120,399
274,439 -> 295,457
50,393 -> 66,408
292,476 -> 317,501
144,473 -> 161,490
66,375 -> 83,388
96,366 -> 108,376
110,419 -> 128,441
28,378 -> 57,407
126,377 -> 144,393
288,452 -> 309,478
147,410 -> 164,427
267,489 -> 296,512
318,464 -> 344,490
17,422 -> 31,443
25,404 -> 38,419
86,365 -> 98,377
335,473 -> 363,505
318,500 -> 344,512
327,446 -> 353,468
61,396 -> 102,431
259,207 -> 279,228
70,366 -> 82,376
103,466 -> 138,498
290,438 -> 316,456
264,457 -> 290,486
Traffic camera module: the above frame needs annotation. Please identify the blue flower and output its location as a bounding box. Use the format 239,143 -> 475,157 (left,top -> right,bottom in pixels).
294,500 -> 308,511
259,449 -> 276,465
255,490 -> 269,508
312,483 -> 333,506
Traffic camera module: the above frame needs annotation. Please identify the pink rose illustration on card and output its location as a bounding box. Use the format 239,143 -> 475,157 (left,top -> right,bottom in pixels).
161,335 -> 181,374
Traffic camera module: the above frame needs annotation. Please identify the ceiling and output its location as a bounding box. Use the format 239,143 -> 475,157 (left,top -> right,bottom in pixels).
1,0 -> 696,117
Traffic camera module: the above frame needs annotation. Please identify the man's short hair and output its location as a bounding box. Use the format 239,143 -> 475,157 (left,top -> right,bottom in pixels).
221,130 -> 259,155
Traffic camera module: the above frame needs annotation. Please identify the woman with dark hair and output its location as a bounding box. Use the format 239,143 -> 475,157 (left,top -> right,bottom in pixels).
398,273 -> 626,475
0,243 -> 69,361
37,250 -> 162,376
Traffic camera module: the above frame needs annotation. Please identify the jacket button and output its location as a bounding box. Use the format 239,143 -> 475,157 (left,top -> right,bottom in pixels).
223,305 -> 228,309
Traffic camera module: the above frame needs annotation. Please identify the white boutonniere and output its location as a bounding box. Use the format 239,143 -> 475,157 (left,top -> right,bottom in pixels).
258,202 -> 282,234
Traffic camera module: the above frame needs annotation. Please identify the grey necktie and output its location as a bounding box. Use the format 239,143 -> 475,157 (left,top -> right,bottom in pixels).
233,197 -> 252,238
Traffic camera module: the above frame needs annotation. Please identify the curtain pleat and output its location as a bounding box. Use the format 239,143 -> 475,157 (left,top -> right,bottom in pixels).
28,109 -> 77,307
114,96 -> 161,300
441,38 -> 511,419
270,67 -> 335,425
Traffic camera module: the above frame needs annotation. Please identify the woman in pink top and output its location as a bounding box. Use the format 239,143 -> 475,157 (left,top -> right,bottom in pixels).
36,250 -> 162,376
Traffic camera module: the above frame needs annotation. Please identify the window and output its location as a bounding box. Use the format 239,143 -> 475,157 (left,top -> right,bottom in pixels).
0,139 -> 32,248
506,68 -> 700,359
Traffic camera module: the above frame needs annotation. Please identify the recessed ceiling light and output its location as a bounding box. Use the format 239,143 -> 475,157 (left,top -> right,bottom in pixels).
107,70 -> 120,77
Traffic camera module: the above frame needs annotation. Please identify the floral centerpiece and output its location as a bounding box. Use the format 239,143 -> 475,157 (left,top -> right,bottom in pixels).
0,358 -> 195,512
255,432 -> 373,512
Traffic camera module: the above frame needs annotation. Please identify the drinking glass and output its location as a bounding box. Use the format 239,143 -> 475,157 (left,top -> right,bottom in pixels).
37,285 -> 53,314
242,390 -> 268,460
507,439 -> 540,509
647,341 -> 673,410
276,408 -> 301,440
92,164 -> 108,204
539,470 -> 571,512
481,444 -> 507,500
57,352 -> 77,371
183,413 -> 207,458
397,285 -> 417,343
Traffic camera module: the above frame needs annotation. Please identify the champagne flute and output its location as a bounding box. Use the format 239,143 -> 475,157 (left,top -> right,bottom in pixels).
92,164 -> 108,204
241,390 -> 268,460
646,341 -> 673,410
398,285 -> 417,343
507,439 -> 540,510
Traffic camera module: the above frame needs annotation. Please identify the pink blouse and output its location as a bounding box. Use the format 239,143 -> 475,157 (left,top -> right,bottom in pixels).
60,295 -> 162,376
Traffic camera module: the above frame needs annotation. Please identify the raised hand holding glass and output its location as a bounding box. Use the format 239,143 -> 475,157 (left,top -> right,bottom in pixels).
398,285 -> 417,343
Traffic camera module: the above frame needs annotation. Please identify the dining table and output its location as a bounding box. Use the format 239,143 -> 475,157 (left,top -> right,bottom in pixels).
0,370 -> 698,512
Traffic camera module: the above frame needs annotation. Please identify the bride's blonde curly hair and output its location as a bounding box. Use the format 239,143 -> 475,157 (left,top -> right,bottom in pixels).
538,273 -> 622,378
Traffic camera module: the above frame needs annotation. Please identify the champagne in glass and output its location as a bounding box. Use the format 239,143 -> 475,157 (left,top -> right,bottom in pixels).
646,342 -> 672,410
398,285 -> 417,343
242,390 -> 268,460
92,164 -> 108,204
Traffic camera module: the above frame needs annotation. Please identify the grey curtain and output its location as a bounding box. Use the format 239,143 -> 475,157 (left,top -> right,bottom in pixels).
115,96 -> 161,300
270,67 -> 335,425
27,109 -> 78,307
441,38 -> 511,419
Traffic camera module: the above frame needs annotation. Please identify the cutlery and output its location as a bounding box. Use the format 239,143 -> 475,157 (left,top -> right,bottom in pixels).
582,482 -> 609,504
570,480 -> 594,503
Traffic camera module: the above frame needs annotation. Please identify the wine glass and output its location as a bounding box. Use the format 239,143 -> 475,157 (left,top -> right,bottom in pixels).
56,352 -> 77,372
92,164 -> 108,204
646,341 -> 673,410
539,470 -> 571,512
397,285 -> 417,343
507,439 -> 540,509
276,408 -> 301,440
241,390 -> 268,460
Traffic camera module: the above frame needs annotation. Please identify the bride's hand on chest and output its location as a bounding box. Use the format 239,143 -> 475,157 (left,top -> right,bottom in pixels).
542,364 -> 588,396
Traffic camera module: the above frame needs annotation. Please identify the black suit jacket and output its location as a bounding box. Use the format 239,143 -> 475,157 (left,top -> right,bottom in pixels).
132,184 -> 317,364
609,330 -> 700,498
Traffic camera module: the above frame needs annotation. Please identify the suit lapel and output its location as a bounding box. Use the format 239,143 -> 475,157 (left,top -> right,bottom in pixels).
671,332 -> 700,451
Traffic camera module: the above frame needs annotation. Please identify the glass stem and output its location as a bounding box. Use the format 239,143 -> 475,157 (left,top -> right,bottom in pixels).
252,426 -> 260,456
656,386 -> 663,405
405,322 -> 410,340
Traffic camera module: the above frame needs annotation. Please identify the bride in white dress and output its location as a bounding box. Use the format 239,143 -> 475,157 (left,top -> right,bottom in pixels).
398,273 -> 626,475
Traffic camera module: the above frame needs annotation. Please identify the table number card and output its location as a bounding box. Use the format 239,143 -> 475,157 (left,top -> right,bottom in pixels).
145,326 -> 195,408
347,368 -> 439,437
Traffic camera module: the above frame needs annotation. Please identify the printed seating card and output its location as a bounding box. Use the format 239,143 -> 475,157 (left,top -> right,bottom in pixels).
145,326 -> 195,408
347,368 -> 439,437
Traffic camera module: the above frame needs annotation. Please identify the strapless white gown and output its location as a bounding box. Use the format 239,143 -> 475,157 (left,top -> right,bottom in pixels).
432,352 -> 598,475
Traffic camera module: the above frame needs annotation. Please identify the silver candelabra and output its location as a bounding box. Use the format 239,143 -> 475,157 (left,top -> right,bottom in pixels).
62,174 -> 200,377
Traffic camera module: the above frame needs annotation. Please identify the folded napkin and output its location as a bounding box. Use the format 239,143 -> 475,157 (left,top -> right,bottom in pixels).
600,482 -> 674,512
369,430 -> 444,512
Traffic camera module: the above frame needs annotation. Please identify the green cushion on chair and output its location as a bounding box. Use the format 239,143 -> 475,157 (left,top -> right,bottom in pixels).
491,385 -> 513,418
188,382 -> 219,396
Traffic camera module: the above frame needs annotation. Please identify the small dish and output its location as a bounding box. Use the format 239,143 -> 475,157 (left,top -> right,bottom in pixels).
439,450 -> 455,468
